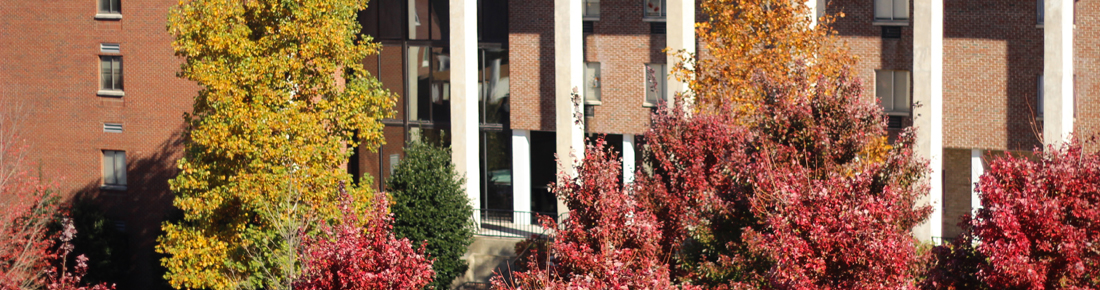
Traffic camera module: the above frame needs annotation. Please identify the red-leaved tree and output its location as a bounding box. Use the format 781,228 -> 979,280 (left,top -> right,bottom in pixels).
1,107 -> 117,290
294,186 -> 434,290
492,139 -> 698,290
968,139 -> 1100,289
635,67 -> 931,289
1,106 -> 61,290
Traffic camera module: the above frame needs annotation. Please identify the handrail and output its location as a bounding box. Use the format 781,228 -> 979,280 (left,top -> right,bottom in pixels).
472,209 -> 559,238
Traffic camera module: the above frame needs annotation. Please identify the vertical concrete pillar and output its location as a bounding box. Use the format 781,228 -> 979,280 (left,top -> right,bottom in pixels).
450,0 -> 480,225
622,134 -> 636,185
512,130 -> 532,225
1043,0 -> 1074,146
970,149 -> 984,216
912,0 -> 944,243
666,0 -> 695,106
555,0 -> 585,217
805,0 -> 822,27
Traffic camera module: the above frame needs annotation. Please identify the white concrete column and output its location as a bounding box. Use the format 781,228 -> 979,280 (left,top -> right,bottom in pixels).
970,149 -> 984,216
912,0 -> 944,243
622,134 -> 636,185
805,0 -> 822,27
450,0 -> 480,225
512,130 -> 532,225
666,0 -> 695,106
1043,0 -> 1074,146
555,0 -> 585,217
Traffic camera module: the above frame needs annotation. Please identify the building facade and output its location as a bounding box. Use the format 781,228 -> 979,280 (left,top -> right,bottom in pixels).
1,0 -> 198,288
2,0 -> 1096,288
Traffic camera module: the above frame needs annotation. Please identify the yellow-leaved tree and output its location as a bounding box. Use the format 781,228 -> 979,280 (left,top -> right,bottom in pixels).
156,0 -> 394,289
675,0 -> 854,112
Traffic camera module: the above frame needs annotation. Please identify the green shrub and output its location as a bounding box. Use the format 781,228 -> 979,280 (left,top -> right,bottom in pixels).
387,140 -> 474,289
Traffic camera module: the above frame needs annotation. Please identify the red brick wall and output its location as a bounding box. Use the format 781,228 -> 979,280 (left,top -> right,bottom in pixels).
509,0 -> 556,131
0,1 -> 197,289
942,0 -> 1043,151
830,0 -> 1100,152
582,0 -> 666,135
509,0 -> 668,135
1075,0 -> 1100,142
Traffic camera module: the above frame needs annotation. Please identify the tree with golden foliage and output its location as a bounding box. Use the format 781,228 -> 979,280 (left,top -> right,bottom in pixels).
674,0 -> 854,113
156,0 -> 395,288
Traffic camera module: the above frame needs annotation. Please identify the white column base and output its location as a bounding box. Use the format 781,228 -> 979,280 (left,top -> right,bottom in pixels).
622,134 -> 636,185
512,130 -> 532,225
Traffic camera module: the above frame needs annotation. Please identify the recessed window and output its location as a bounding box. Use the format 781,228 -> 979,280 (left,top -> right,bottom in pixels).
875,70 -> 910,116
643,0 -> 666,21
1037,74 -> 1044,118
98,0 -> 120,15
102,150 -> 127,188
584,62 -> 601,104
1037,0 -> 1044,25
874,0 -> 908,21
99,56 -> 123,96
645,63 -> 667,107
583,0 -> 600,20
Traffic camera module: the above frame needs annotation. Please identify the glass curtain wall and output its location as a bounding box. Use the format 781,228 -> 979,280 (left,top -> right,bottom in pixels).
356,0 -> 514,222
479,47 -> 512,219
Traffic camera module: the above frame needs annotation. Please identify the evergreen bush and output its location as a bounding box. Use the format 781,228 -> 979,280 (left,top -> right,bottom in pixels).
387,140 -> 474,290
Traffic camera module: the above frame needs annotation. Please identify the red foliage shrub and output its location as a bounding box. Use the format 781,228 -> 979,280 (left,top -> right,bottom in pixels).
0,125 -> 59,289
295,188 -> 434,290
970,139 -> 1100,289
635,69 -> 932,289
492,139 -> 698,290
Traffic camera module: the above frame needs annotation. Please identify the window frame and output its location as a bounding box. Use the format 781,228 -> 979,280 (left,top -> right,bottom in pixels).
584,62 -> 602,105
642,0 -> 666,22
873,0 -> 909,25
95,0 -> 121,19
98,55 -> 124,96
102,150 -> 127,190
874,69 -> 911,116
583,0 -> 600,20
643,63 -> 667,107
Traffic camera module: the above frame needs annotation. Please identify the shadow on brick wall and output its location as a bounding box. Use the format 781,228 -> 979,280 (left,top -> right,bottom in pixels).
68,128 -> 184,290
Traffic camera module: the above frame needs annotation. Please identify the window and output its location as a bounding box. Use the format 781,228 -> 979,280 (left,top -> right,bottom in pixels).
585,62 -> 601,104
98,0 -> 120,15
645,63 -> 667,106
583,0 -> 600,19
643,0 -> 666,20
1037,74 -> 1044,118
102,150 -> 127,188
875,70 -> 910,115
874,0 -> 908,21
99,56 -> 123,94
1037,0 -> 1044,25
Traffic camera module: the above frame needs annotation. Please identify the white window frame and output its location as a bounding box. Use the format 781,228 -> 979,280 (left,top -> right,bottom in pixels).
583,0 -> 600,20
95,0 -> 121,19
642,0 -> 666,21
873,0 -> 908,25
585,62 -> 602,105
644,63 -> 667,107
102,150 -> 127,190
875,69 -> 911,116
98,55 -> 124,97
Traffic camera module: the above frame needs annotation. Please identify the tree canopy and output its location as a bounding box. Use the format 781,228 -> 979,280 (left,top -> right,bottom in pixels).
156,0 -> 395,288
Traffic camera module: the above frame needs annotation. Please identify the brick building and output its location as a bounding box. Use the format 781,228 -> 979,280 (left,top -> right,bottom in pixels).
1,0 -> 196,288
1,0 -> 1095,288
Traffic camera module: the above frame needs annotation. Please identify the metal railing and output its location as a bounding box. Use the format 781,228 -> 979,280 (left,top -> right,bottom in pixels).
473,209 -> 559,238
